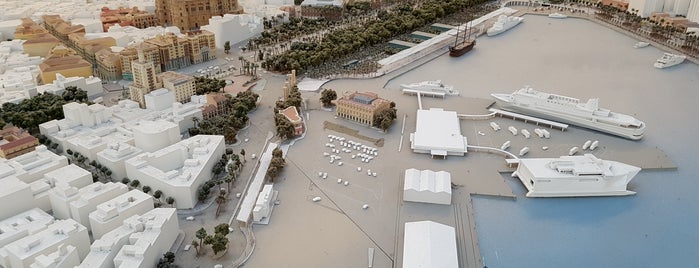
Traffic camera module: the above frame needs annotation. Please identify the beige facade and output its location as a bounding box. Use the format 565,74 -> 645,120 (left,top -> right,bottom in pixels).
14,18 -> 48,40
95,48 -> 123,81
335,91 -> 391,126
129,50 -> 162,107
22,34 -> 61,57
120,43 -> 161,80
155,0 -> 243,31
39,45 -> 93,84
157,71 -> 196,103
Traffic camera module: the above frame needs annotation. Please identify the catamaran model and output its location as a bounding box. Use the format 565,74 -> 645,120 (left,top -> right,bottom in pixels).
654,53 -> 686,68
491,86 -> 646,140
487,15 -> 524,36
513,154 -> 641,197
400,80 -> 460,95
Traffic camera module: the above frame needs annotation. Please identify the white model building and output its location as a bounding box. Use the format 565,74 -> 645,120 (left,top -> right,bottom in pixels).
29,244 -> 80,268
132,120 -> 181,153
88,190 -> 154,239
402,221 -> 458,268
96,143 -> 143,182
110,208 -> 178,268
253,184 -> 278,223
36,73 -> 103,99
0,219 -> 90,268
300,0 -> 343,7
0,208 -> 54,248
30,164 -> 93,212
144,88 -> 176,111
125,135 -> 225,209
0,176 -> 35,220
403,169 -> 452,205
79,208 -> 177,268
69,182 -> 129,231
1,145 -> 68,184
49,184 -> 81,220
201,14 -> 263,47
410,108 -> 468,158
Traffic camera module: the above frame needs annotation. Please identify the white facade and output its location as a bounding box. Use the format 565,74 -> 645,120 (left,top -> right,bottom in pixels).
403,169 -> 452,205
125,135 -> 225,209
49,184 -> 81,220
30,164 -> 93,212
201,14 -> 263,47
402,221 -> 458,268
69,182 -> 129,231
300,0 -> 343,7
0,177 -> 36,220
144,88 -> 176,111
79,208 -> 177,268
253,184 -> 276,222
29,244 -> 80,268
689,0 -> 699,22
111,208 -> 179,268
132,120 -> 181,153
410,108 -> 468,157
0,208 -> 54,248
88,190 -> 154,239
629,0 -> 667,17
97,143 -> 143,182
4,145 -> 68,184
36,73 -> 103,99
0,219 -> 90,268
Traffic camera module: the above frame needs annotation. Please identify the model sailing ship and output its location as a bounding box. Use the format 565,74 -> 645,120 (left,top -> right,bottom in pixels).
513,154 -> 641,197
449,22 -> 476,57
491,86 -> 646,140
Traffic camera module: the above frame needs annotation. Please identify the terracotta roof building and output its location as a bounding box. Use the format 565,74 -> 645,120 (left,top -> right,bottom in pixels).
279,106 -> 304,136
155,0 -> 244,32
14,18 -> 49,40
0,126 -> 40,159
335,91 -> 391,126
100,7 -> 159,32
39,45 -> 93,84
95,48 -> 123,81
201,92 -> 231,119
157,71 -> 196,103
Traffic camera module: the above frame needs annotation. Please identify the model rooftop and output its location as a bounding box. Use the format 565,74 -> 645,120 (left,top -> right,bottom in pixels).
410,108 -> 468,157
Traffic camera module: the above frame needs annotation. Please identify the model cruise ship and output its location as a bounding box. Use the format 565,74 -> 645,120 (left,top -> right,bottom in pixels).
514,154 -> 641,197
400,80 -> 460,95
491,86 -> 646,140
654,53 -> 686,68
487,15 -> 523,36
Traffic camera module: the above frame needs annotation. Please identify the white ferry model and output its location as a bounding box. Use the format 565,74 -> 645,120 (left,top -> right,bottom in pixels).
514,154 -> 641,197
491,86 -> 645,140
486,15 -> 524,36
548,13 -> 567,19
400,80 -> 460,96
654,53 -> 686,68
633,41 -> 649,48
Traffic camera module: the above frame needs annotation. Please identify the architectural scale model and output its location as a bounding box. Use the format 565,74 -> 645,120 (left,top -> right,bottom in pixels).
403,169 -> 452,205
400,80 -> 460,96
491,86 -> 646,140
654,53 -> 687,68
486,15 -> 524,36
513,154 -> 641,197
402,221 -> 458,268
335,91 -> 391,126
410,108 -> 468,157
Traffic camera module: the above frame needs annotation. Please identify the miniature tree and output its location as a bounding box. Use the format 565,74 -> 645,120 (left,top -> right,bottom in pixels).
130,180 -> 140,189
215,190 -> 227,217
274,113 -> 295,140
142,185 -> 152,194
224,41 -> 231,54
153,190 -> 163,201
240,149 -> 246,162
210,234 -> 229,255
215,223 -> 230,236
196,228 -> 208,250
166,196 -> 175,207
191,240 -> 200,255
320,88 -> 337,107
121,178 -> 130,185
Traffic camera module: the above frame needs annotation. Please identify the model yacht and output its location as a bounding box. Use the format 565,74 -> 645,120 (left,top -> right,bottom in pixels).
514,154 -> 640,197
486,15 -> 524,36
400,80 -> 460,95
633,41 -> 649,48
491,86 -> 646,140
548,13 -> 567,19
654,53 -> 686,68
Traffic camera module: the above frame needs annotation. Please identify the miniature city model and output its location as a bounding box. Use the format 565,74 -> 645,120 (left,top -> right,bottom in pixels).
400,80 -> 460,96
486,15 -> 524,36
491,86 -> 646,140
513,154 -> 641,197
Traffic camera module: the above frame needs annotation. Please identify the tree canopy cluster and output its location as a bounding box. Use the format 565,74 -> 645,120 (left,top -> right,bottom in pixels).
188,91 -> 259,144
273,85 -> 303,140
194,77 -> 227,95
266,147 -> 285,182
263,0 -> 488,72
196,223 -> 231,257
319,88 -> 337,107
373,102 -> 397,132
0,86 -> 88,130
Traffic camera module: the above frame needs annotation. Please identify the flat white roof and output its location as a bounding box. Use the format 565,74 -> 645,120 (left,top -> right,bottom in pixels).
236,142 -> 278,223
403,221 -> 458,268
411,108 -> 467,154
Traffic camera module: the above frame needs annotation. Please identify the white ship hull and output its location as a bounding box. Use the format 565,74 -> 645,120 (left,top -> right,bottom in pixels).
400,80 -> 459,95
654,53 -> 686,68
491,88 -> 645,140
516,154 -> 641,198
487,16 -> 524,36
633,42 -> 649,49
548,13 -> 567,19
